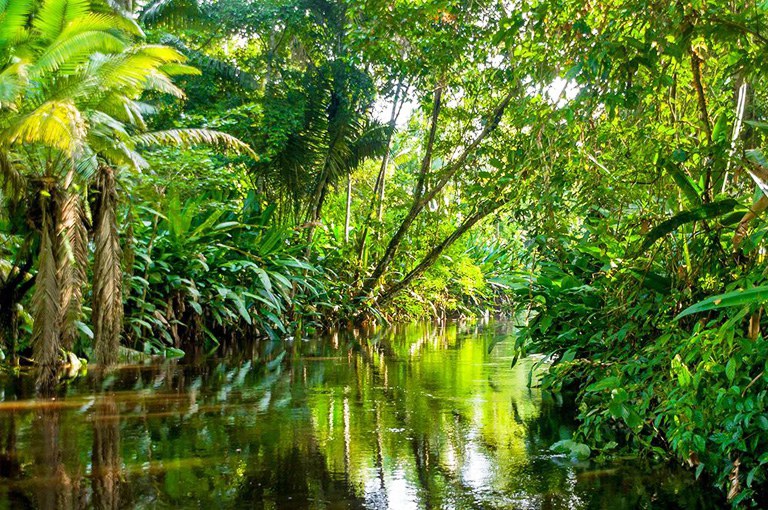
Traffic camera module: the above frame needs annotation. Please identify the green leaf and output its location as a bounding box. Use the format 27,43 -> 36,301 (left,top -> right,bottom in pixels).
676,285 -> 768,319
189,301 -> 202,315
664,161 -> 701,205
586,376 -> 619,392
725,358 -> 737,383
640,199 -> 738,252
550,439 -> 591,460
231,295 -> 252,325
164,347 -> 185,358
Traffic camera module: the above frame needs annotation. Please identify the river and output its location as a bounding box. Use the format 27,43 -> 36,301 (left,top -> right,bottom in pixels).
0,321 -> 720,509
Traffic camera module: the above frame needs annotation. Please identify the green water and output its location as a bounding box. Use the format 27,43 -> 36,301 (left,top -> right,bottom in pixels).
0,322 -> 719,509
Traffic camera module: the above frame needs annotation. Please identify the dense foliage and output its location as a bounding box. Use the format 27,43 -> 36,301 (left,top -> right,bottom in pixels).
1,0 -> 768,504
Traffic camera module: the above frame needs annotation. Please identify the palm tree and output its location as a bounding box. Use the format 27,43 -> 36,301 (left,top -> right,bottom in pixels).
0,0 -> 255,377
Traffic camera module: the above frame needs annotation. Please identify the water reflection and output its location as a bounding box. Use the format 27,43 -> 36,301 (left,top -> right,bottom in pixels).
0,322 -> 720,509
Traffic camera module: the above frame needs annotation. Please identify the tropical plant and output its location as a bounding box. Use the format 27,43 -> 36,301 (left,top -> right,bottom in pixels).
0,0 -> 254,378
124,191 -> 326,353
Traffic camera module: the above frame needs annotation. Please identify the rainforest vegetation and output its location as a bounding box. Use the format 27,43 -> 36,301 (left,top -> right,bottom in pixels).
1,0 -> 768,506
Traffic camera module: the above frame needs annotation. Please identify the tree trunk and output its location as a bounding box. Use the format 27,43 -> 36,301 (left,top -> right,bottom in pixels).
356,83 -> 403,271
690,46 -> 713,201
92,166 -> 123,366
344,173 -> 352,243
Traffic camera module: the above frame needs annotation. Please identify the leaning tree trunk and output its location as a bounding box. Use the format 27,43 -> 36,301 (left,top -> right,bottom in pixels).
92,166 -> 123,365
32,190 -> 61,391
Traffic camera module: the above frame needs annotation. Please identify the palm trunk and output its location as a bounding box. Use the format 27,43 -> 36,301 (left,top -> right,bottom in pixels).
92,166 -> 123,366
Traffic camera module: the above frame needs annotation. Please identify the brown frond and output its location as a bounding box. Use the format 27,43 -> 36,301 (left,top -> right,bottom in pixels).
0,151 -> 26,199
32,194 -> 62,390
56,189 -> 88,351
92,165 -> 123,365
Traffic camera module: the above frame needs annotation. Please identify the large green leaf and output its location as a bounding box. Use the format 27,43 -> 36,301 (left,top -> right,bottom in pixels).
640,199 -> 738,252
676,286 -> 768,319
664,161 -> 702,206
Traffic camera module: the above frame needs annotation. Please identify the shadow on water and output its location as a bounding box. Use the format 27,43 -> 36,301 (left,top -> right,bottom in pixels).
0,321 -> 723,509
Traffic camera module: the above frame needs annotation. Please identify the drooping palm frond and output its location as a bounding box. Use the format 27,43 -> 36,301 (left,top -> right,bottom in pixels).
56,188 -> 88,351
31,195 -> 61,384
139,0 -> 202,26
92,165 -> 122,365
0,61 -> 28,110
132,128 -> 259,160
345,121 -> 392,174
0,150 -> 25,200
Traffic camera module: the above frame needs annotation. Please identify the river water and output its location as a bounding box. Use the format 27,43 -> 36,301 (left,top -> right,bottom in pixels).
0,322 -> 719,509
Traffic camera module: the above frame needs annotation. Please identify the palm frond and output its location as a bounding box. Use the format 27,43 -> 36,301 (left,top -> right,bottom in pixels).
0,151 -> 25,199
143,69 -> 185,97
58,11 -> 143,40
0,1 -> 33,49
82,47 -> 188,101
92,165 -> 122,364
160,35 -> 257,89
5,100 -> 87,156
56,188 -> 87,350
139,0 -> 203,26
132,129 -> 258,160
32,30 -> 127,76
33,0 -> 90,43
159,63 -> 201,76
0,61 -> 28,110
93,93 -> 150,129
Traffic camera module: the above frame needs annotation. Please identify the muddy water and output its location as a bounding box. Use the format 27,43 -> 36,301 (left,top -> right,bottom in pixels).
0,322 -> 719,509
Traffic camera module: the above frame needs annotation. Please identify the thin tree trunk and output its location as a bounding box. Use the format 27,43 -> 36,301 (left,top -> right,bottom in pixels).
377,197 -> 508,305
690,46 -> 713,201
344,173 -> 352,243
355,84 -> 404,273
92,166 -> 123,366
376,84 -> 404,223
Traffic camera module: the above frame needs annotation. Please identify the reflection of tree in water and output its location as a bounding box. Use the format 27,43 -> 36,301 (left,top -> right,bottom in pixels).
0,411 -> 33,508
33,406 -> 83,509
233,429 -> 367,509
91,396 -> 121,510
